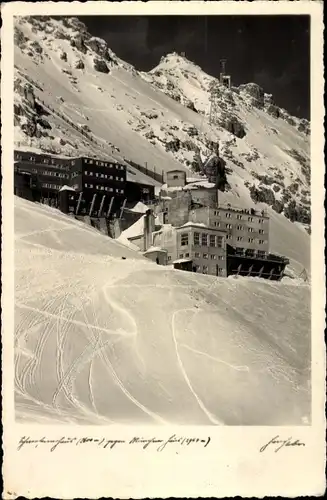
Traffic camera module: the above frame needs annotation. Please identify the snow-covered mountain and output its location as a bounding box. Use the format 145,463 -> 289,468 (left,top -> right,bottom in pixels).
14,15 -> 311,272
15,196 -> 311,425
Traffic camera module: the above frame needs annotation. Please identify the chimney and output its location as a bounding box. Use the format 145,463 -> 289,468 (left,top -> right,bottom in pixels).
143,209 -> 154,251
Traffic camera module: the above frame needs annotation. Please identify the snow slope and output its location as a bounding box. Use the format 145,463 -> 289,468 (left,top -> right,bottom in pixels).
14,16 -> 311,271
15,197 -> 311,425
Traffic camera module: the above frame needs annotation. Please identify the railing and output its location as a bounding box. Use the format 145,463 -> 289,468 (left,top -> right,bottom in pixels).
125,159 -> 164,184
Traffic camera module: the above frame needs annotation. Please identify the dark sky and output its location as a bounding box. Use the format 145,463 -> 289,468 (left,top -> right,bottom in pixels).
82,15 -> 310,119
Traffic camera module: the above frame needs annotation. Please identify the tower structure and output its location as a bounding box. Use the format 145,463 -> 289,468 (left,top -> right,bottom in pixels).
209,59 -> 232,126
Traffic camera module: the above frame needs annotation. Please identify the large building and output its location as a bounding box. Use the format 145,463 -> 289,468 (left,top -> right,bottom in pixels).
127,169 -> 289,280
189,205 -> 269,257
14,150 -> 155,217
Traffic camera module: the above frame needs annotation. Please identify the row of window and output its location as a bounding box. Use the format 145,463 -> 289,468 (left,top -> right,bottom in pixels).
181,232 -> 224,248
84,183 -> 124,194
213,210 -> 265,223
22,156 -> 72,169
235,236 -> 266,244
213,221 -> 265,233
84,170 -> 124,181
84,159 -> 124,170
43,171 -> 70,179
42,183 -> 62,190
196,253 -> 224,260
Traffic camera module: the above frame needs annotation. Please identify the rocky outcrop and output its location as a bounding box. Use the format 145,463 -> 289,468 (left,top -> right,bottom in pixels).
75,59 -> 85,70
220,115 -> 246,138
165,138 -> 180,152
298,119 -> 310,135
182,98 -> 198,113
249,185 -> 276,205
239,83 -> 265,109
86,36 -> 116,63
93,57 -> 110,74
266,104 -> 280,118
70,34 -> 88,54
14,27 -> 29,49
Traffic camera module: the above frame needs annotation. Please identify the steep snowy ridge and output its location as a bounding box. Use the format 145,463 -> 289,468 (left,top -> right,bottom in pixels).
15,196 -> 310,425
14,16 -> 311,272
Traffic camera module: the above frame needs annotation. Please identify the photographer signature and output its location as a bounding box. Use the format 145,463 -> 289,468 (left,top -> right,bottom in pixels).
260,435 -> 306,453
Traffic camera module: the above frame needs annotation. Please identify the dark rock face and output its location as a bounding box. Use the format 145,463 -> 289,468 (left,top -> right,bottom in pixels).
93,58 -> 110,73
70,35 -> 88,54
239,83 -> 265,109
37,117 -> 52,130
182,140 -> 197,152
220,115 -> 246,138
75,59 -> 85,70
249,185 -> 276,205
54,29 -> 71,41
165,138 -> 180,152
60,51 -> 67,61
14,27 -> 29,48
30,40 -> 43,54
266,104 -> 280,118
298,119 -> 310,135
183,98 -> 198,113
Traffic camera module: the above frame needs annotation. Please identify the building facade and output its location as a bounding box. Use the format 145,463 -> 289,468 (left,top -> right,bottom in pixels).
189,205 -> 269,256
174,223 -> 227,276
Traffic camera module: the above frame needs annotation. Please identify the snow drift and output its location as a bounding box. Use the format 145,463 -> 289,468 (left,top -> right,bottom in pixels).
15,197 -> 311,425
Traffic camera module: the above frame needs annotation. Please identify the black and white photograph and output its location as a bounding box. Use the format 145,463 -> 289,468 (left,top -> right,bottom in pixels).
11,9 -> 314,427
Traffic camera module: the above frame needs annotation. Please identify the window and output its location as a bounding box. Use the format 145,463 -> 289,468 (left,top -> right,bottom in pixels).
209,235 -> 216,247
203,265 -> 208,274
84,183 -> 88,188
120,177 -> 124,181
168,256 -> 171,261
259,229 -> 264,234
259,240 -> 265,245
217,236 -> 223,248
218,256 -> 224,260
90,160 -> 93,164
201,233 -> 208,246
194,232 -> 200,245
257,250 -> 266,257
214,210 -> 220,216
210,254 -> 216,260
237,236 -> 243,241
248,217 -> 254,222
248,227 -> 254,233
226,223 -> 232,229
259,219 -> 264,223
225,213 -> 232,218
100,174 -> 104,178
236,214 -> 242,220
185,253 -> 190,258
214,221 -> 220,227
181,233 -> 188,246
226,235 -> 232,240
173,175 -> 179,179
95,173 -> 99,177
195,252 -> 200,258
237,225 -> 243,230
248,238 -> 254,243
179,254 -> 184,258
203,253 -> 208,259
